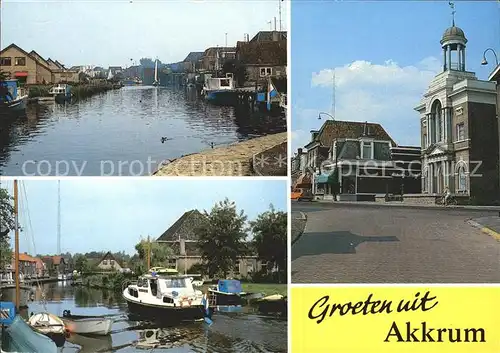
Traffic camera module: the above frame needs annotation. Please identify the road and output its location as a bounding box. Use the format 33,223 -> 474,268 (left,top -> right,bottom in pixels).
291,202 -> 500,283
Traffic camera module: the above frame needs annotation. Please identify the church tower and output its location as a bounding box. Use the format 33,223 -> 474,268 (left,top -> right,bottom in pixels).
415,4 -> 499,204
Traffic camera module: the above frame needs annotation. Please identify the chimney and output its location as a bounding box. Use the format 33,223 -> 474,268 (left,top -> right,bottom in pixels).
363,121 -> 367,136
311,130 -> 319,141
272,31 -> 279,41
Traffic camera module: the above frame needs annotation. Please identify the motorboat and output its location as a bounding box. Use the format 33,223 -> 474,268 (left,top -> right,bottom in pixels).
256,294 -> 287,315
1,315 -> 57,353
0,79 -> 28,113
28,312 -> 67,347
122,273 -> 205,322
208,279 -> 242,306
48,84 -> 72,103
61,310 -> 113,335
201,77 -> 236,105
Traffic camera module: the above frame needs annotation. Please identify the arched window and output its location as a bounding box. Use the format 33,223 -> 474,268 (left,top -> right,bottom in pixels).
457,165 -> 467,192
431,100 -> 442,143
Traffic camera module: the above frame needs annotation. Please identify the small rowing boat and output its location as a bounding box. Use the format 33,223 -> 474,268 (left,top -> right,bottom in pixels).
61,310 -> 113,336
28,312 -> 67,347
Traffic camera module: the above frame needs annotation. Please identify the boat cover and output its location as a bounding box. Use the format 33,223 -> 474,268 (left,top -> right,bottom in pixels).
217,280 -> 241,294
3,315 -> 57,353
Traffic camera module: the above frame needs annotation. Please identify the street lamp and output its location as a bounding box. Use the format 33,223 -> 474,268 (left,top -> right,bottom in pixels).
318,112 -> 335,120
481,48 -> 499,66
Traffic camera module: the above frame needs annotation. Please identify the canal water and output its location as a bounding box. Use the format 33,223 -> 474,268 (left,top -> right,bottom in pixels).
0,86 -> 286,176
24,282 -> 287,353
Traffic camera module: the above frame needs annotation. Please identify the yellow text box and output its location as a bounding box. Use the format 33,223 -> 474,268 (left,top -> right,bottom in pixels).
292,286 -> 500,353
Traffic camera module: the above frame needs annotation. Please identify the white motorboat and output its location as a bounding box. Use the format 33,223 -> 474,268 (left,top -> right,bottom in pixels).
61,310 -> 113,336
122,273 -> 205,322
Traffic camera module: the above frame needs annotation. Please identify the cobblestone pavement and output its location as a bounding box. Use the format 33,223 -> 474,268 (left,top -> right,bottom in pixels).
292,203 -> 500,283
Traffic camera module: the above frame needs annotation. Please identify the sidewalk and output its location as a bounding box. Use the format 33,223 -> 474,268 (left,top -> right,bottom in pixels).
315,199 -> 500,212
468,216 -> 500,241
291,211 -> 307,245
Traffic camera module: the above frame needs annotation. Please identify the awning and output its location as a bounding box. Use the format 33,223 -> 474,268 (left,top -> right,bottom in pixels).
14,72 -> 28,77
315,174 -> 329,183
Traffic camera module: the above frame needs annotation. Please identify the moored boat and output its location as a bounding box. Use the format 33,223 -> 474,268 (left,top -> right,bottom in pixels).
0,79 -> 28,113
28,312 -> 67,347
61,310 -> 113,336
2,315 -> 58,353
122,273 -> 205,322
256,294 -> 287,315
201,77 -> 237,105
48,84 -> 72,103
208,279 -> 242,306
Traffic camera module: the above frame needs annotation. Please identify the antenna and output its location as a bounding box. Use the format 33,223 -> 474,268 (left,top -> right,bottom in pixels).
331,70 -> 336,119
279,0 -> 282,31
57,180 -> 61,255
448,1 -> 456,26
267,20 -> 272,30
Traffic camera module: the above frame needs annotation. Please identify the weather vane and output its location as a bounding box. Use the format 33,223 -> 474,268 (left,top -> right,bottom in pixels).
448,1 -> 456,26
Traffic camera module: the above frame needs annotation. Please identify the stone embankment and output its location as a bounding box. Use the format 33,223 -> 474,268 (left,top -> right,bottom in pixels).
153,132 -> 287,176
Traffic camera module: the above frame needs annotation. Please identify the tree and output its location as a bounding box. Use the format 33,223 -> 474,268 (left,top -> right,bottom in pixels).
0,188 -> 14,270
250,205 -> 287,283
134,238 -> 173,269
222,59 -> 248,87
139,58 -> 155,68
0,70 -> 10,81
74,254 -> 89,273
195,198 -> 248,278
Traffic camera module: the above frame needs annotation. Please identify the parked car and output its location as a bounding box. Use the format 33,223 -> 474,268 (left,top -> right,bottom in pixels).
291,188 -> 313,201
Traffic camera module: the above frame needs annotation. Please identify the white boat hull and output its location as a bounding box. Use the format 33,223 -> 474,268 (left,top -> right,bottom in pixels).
61,317 -> 113,335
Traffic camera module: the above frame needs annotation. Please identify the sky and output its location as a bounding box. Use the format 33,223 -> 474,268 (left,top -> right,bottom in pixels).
291,1 -> 500,151
1,0 -> 288,67
1,178 -> 287,256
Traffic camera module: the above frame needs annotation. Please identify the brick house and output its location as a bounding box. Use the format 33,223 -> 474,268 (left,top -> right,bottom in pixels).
0,44 -> 79,84
156,209 -> 262,278
415,23 -> 499,204
96,251 -> 123,272
199,47 -> 236,72
236,31 -> 287,85
41,256 -> 66,276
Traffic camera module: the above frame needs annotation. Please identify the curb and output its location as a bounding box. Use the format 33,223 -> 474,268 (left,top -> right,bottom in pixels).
314,200 -> 500,212
466,219 -> 500,241
291,212 -> 307,246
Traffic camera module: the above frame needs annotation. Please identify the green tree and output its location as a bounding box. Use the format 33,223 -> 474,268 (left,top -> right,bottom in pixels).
0,188 -> 14,270
74,254 -> 89,273
250,205 -> 287,283
0,70 -> 10,81
195,198 -> 248,278
134,238 -> 173,269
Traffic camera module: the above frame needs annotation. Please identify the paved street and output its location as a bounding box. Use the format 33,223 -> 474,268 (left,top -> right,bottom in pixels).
292,202 -> 500,283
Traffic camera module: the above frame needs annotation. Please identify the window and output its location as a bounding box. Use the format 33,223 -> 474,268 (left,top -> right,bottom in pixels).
164,278 -> 186,288
456,123 -> 465,141
110,260 -> 115,266
362,142 -> 372,159
0,57 -> 11,66
167,259 -> 176,268
260,67 -> 272,77
14,57 -> 26,66
458,166 -> 467,191
102,260 -> 107,265
234,261 -> 240,274
247,262 -> 254,273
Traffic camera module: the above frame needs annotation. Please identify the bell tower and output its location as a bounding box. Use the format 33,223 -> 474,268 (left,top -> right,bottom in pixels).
440,2 -> 467,72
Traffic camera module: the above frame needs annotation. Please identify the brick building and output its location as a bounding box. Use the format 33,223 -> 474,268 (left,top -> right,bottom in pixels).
415,22 -> 499,204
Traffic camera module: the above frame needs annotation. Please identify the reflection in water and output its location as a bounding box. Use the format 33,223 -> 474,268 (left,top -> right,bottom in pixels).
25,283 -> 286,352
0,86 -> 286,175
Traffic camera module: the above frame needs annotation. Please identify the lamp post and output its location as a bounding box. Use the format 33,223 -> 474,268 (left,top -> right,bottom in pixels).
318,112 -> 335,120
481,48 -> 499,66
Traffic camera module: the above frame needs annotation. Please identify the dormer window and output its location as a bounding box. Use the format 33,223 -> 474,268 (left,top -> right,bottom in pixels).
361,141 -> 373,159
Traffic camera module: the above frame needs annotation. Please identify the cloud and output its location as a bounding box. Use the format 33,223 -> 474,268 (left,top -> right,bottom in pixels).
293,57 -> 441,150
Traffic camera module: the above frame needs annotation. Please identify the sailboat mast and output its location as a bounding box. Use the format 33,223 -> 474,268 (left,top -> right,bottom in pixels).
14,180 -> 20,309
57,180 -> 61,255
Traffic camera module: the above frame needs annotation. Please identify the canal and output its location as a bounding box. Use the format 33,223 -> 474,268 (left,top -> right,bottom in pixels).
0,86 -> 286,176
24,282 -> 287,353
